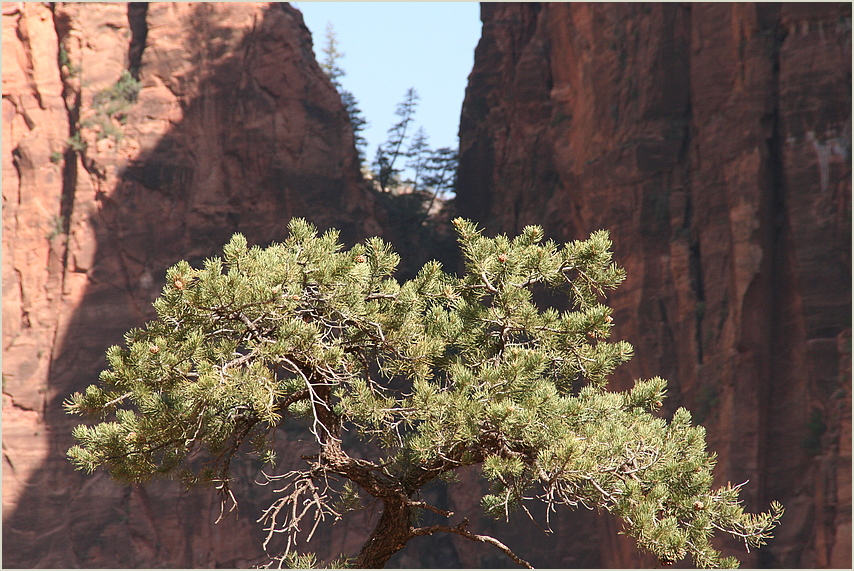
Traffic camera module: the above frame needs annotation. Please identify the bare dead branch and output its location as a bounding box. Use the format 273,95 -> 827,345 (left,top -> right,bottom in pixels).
412,518 -> 533,569
256,470 -> 342,558
214,478 -> 238,524
408,499 -> 453,518
104,391 -> 133,408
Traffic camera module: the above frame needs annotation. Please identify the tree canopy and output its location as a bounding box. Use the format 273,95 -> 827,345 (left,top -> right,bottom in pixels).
66,218 -> 782,568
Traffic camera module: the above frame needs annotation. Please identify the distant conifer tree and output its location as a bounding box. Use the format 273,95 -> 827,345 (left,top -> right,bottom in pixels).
66,219 -> 782,568
373,87 -> 420,193
319,22 -> 368,162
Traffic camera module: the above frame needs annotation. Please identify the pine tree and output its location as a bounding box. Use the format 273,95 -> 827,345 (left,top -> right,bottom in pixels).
406,126 -> 431,194
319,22 -> 345,86
319,22 -> 368,162
65,219 -> 782,568
403,130 -> 458,205
373,87 -> 419,193
419,145 -> 458,210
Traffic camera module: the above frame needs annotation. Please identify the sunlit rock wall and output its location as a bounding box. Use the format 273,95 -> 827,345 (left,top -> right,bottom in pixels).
2,2 -> 380,566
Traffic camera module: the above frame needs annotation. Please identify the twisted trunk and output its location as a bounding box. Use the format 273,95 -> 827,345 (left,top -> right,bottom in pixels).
354,497 -> 413,568
311,372 -> 415,568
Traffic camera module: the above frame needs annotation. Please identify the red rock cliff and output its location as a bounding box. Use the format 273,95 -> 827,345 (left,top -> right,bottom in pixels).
4,2 -> 850,568
456,2 -> 850,567
2,2 -> 380,566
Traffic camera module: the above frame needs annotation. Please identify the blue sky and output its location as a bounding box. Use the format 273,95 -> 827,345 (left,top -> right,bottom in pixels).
292,2 -> 482,164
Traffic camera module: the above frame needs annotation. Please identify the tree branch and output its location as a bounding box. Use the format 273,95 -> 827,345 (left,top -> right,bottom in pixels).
412,518 -> 534,569
104,391 -> 133,408
407,499 -> 453,518
275,388 -> 310,414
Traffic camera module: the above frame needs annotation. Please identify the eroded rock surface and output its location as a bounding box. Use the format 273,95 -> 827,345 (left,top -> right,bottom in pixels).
457,2 -> 850,567
3,2 -> 378,566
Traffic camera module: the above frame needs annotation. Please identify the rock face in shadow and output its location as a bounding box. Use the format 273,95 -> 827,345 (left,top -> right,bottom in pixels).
2,2 -> 380,567
456,2 -> 850,568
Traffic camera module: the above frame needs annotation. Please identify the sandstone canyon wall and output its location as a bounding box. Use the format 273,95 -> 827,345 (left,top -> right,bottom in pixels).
2,2 -> 382,566
3,2 -> 851,569
456,2 -> 850,568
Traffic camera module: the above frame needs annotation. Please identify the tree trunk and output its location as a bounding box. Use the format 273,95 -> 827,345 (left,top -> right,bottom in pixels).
354,498 -> 413,568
